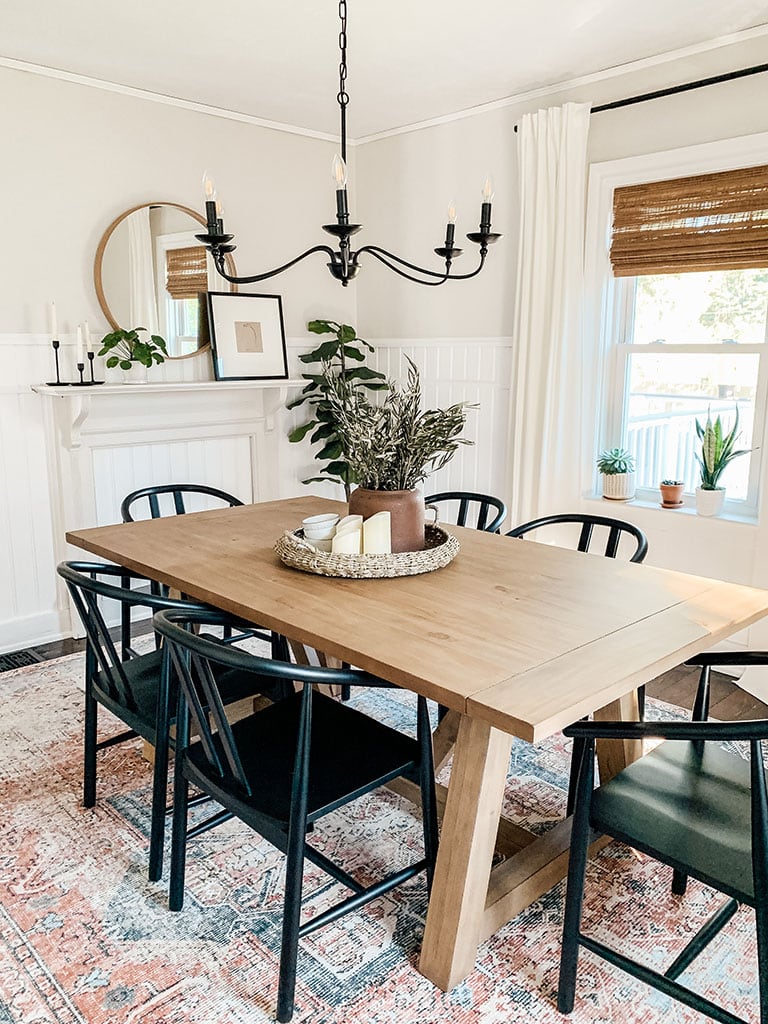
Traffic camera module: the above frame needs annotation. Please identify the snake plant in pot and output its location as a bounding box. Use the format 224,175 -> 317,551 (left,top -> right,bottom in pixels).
694,407 -> 751,517
596,447 -> 636,501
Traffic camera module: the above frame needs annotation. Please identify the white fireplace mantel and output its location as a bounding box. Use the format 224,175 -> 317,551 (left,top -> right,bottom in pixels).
32,379 -> 303,450
33,378 -> 304,639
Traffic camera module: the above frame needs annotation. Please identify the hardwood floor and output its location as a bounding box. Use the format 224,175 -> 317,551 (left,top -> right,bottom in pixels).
3,635 -> 767,720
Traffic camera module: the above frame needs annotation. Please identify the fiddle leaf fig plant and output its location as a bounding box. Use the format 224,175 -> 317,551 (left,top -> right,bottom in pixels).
287,319 -> 389,498
98,328 -> 168,370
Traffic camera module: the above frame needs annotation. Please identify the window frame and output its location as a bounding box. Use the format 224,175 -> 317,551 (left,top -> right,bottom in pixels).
584,130 -> 768,520
605,274 -> 768,516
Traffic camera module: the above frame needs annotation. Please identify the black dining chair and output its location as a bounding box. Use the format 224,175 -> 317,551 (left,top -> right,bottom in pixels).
120,482 -> 244,522
557,653 -> 768,1024
505,512 -> 648,563
155,606 -> 439,1024
424,490 -> 507,533
120,483 -> 246,650
57,561 -> 289,882
506,512 -> 649,813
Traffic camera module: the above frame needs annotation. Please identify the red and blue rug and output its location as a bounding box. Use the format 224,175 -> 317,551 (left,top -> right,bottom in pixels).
0,654 -> 760,1023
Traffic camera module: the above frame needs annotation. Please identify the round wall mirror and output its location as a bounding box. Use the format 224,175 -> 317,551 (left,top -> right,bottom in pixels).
93,202 -> 238,359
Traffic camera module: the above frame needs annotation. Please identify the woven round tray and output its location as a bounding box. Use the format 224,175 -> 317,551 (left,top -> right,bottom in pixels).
274,523 -> 460,578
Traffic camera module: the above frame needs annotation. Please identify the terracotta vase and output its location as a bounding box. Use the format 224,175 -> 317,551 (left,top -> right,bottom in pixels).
347,487 -> 426,553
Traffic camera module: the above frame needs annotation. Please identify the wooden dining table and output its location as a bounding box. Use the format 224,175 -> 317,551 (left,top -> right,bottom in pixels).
66,495 -> 768,991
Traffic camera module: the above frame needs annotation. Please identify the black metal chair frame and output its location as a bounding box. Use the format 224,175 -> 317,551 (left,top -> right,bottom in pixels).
558,653 -> 768,1024
120,482 -> 244,523
155,607 -> 439,1024
425,490 -> 507,533
505,512 -> 648,563
57,561 -> 285,883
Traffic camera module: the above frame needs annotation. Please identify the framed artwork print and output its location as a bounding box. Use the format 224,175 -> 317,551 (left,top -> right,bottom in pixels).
206,291 -> 289,381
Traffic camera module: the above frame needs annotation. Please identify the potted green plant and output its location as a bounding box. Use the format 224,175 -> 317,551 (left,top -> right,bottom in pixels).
98,327 -> 168,384
323,356 -> 474,552
287,319 -> 388,498
596,447 -> 635,501
659,479 -> 685,508
694,407 -> 751,517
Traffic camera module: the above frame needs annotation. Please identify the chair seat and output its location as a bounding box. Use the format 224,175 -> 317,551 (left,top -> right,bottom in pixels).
94,649 -> 285,744
185,689 -> 420,824
592,739 -> 759,903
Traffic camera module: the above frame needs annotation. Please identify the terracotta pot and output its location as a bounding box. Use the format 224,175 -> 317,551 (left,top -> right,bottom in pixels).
347,487 -> 425,553
659,482 -> 684,508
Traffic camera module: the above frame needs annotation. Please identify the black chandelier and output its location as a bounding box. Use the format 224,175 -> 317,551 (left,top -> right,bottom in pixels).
196,1 -> 500,287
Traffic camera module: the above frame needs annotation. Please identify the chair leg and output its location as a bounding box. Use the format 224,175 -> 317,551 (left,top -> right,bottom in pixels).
558,738 -> 595,1014
83,690 -> 98,808
417,696 -> 439,893
148,649 -> 173,882
169,701 -> 190,912
637,684 -> 646,721
566,736 -> 586,817
277,687 -> 312,1023
671,869 -> 688,896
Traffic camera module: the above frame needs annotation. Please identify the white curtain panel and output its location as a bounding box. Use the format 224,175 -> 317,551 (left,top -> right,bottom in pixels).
127,206 -> 160,334
508,102 -> 591,527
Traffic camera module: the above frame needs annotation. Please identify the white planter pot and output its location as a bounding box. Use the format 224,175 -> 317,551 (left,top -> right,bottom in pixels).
601,472 -> 635,501
695,487 -> 725,517
121,362 -> 149,385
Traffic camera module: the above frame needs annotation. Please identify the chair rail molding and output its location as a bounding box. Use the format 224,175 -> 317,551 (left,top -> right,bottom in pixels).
33,380 -> 302,640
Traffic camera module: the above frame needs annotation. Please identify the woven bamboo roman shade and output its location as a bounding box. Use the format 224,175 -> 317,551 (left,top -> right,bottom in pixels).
610,164 -> 768,277
165,246 -> 208,299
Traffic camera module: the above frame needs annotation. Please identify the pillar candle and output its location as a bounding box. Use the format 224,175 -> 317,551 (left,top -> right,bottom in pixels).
363,511 -> 391,554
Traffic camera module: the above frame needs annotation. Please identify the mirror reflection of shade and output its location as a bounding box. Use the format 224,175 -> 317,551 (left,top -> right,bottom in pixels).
94,203 -> 238,360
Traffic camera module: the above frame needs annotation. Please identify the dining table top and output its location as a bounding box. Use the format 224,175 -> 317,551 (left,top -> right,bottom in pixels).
66,494 -> 768,744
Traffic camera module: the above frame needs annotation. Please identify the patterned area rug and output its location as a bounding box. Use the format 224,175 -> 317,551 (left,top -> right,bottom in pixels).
0,654 -> 760,1024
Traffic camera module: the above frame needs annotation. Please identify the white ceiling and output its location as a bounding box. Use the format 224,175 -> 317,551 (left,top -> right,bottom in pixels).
4,0 -> 768,138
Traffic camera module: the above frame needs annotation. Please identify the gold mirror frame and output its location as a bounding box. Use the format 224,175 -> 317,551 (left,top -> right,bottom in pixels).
93,202 -> 238,360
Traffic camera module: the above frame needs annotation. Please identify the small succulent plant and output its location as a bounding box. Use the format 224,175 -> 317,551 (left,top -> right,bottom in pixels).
661,478 -> 684,486
596,447 -> 635,475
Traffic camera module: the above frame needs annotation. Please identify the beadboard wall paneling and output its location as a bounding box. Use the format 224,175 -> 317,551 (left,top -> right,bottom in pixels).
368,338 -> 513,502
0,333 -> 513,651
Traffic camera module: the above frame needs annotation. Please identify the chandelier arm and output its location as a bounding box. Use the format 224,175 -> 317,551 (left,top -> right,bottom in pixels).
358,247 -> 450,286
357,244 -> 489,282
210,244 -> 339,285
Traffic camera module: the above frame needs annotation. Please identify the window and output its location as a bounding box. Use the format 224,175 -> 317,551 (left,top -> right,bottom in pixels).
598,158 -> 768,517
607,270 -> 768,512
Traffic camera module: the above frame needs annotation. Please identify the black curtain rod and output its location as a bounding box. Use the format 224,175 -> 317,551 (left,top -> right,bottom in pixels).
513,62 -> 768,131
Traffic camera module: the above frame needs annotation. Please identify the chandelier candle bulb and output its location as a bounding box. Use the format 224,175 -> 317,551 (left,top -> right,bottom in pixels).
445,203 -> 457,249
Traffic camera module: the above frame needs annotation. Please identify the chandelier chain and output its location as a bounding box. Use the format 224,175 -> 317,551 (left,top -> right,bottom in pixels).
337,0 -> 348,160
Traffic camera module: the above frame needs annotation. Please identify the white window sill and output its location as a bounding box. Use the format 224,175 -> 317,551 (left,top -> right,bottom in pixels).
585,493 -> 758,527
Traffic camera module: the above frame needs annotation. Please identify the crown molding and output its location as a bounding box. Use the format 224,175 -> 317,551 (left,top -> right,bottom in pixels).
355,23 -> 768,145
0,56 -> 341,144
4,21 -> 768,148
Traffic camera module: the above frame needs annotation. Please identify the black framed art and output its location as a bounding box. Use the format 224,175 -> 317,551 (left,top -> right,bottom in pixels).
206,291 -> 289,381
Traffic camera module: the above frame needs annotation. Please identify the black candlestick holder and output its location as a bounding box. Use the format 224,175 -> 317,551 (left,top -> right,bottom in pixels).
45,338 -> 70,386
87,351 -> 103,385
71,361 -> 90,387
